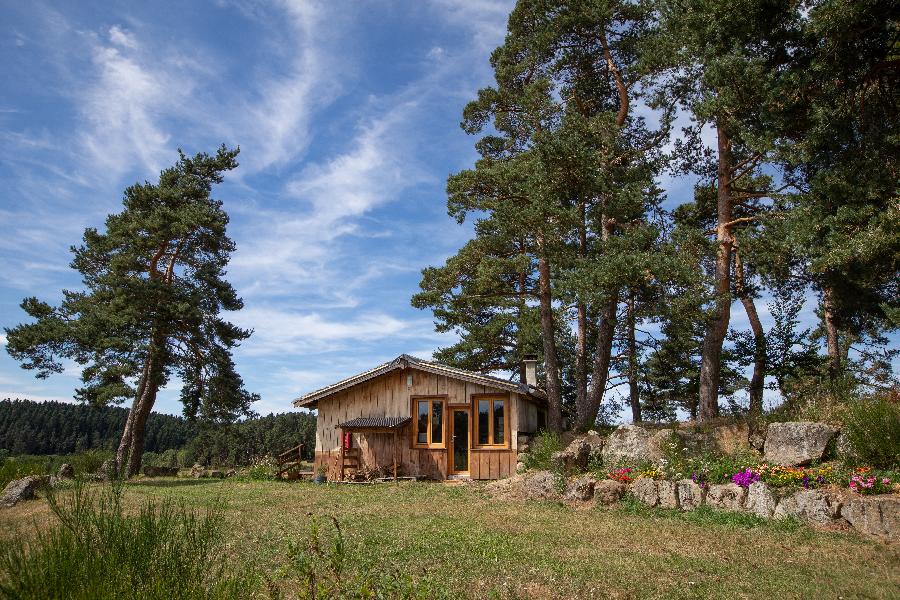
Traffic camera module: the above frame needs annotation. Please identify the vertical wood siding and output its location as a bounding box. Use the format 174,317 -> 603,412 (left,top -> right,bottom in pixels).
311,368 -> 536,480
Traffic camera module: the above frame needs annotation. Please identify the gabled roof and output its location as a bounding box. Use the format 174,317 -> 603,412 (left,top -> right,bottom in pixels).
292,354 -> 545,408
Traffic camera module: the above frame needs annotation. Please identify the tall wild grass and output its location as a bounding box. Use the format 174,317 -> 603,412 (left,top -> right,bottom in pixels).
0,481 -> 250,599
0,451 -> 111,489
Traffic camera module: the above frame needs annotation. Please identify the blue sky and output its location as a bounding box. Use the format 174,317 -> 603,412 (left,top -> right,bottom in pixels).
0,0 -> 524,416
1,1 -> 892,419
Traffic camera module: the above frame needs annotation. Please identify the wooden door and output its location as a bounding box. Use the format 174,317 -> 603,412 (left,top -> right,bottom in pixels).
448,408 -> 470,475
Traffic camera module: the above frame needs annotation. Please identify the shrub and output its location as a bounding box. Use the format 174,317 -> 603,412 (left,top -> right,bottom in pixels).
841,396 -> 900,469
522,431 -> 562,472
0,482 -> 250,599
245,455 -> 279,481
70,450 -> 112,474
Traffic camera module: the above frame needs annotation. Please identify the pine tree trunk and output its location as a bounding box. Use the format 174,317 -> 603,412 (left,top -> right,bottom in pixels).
698,125 -> 734,423
127,373 -> 160,477
126,333 -> 165,477
734,248 -> 766,419
574,200 -> 588,422
822,284 -> 842,378
627,290 -> 641,423
114,354 -> 152,474
577,215 -> 618,431
536,251 -> 564,433
578,296 -> 617,430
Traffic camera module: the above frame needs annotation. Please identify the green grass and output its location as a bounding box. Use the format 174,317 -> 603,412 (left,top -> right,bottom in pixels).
1,479 -> 898,599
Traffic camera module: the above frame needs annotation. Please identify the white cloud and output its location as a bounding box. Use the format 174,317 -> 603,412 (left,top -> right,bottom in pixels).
77,25 -> 201,179
231,307 -> 442,356
230,98 -> 433,299
108,25 -> 137,49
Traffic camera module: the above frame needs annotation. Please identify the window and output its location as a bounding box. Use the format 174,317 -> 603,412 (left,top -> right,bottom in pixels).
413,398 -> 445,448
474,396 -> 508,447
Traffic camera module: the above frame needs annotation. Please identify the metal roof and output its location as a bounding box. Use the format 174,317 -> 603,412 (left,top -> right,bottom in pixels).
336,416 -> 412,430
292,354 -> 545,408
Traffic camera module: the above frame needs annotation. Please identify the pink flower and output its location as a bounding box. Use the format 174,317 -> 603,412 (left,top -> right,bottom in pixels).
882,478 -> 891,485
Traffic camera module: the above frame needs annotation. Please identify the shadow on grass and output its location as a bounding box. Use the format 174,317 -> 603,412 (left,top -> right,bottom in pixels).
127,478 -> 227,488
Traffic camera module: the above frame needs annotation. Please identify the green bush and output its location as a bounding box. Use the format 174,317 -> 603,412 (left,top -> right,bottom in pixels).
842,396 -> 900,469
0,482 -> 251,599
521,431 -> 562,472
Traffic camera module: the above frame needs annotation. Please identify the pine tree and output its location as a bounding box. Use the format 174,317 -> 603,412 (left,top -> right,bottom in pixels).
5,146 -> 257,475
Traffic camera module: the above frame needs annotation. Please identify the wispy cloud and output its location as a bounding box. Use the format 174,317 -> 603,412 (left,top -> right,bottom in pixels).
231,306 -> 442,356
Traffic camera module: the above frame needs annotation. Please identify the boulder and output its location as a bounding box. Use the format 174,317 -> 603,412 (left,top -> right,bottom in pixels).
594,479 -> 626,505
763,422 -> 838,466
190,464 -> 205,478
207,470 -> 225,479
603,425 -> 652,464
484,474 -> 523,498
713,423 -> 751,455
552,438 -> 591,472
706,483 -> 748,512
225,469 -> 237,478
142,465 -> 179,477
676,479 -> 705,511
522,471 -> 561,500
583,432 -> 604,461
744,481 -> 777,518
1,475 -> 49,507
57,463 -> 75,479
564,476 -> 596,502
630,477 -> 659,507
657,480 -> 679,509
774,489 -> 844,523
841,495 -> 900,541
648,429 -> 675,464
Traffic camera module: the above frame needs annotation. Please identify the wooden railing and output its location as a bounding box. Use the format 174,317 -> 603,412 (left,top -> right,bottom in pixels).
276,443 -> 312,480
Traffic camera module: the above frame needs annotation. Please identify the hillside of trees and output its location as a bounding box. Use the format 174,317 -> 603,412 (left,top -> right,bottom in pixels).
0,399 -> 315,465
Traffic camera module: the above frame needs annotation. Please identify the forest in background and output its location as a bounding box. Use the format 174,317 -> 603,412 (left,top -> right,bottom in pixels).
0,398 -> 315,465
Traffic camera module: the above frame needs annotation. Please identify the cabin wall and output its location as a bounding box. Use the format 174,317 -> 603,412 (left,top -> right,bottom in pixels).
312,367 -> 522,480
518,397 -> 538,434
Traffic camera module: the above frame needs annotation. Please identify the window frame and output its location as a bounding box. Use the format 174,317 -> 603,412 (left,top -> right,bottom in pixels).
411,395 -> 447,449
472,393 -> 510,449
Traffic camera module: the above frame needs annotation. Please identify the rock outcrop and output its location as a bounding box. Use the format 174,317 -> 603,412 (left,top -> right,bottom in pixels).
563,476 -> 596,502
763,422 -> 838,466
593,479 -> 626,505
706,483 -> 747,511
1,475 -> 48,507
676,479 -> 705,511
522,471 -> 561,500
143,466 -> 179,477
840,495 -> 900,541
630,477 -> 659,507
744,481 -> 777,518
773,489 -> 844,523
552,438 -> 592,472
603,425 -> 652,464
657,480 -> 679,509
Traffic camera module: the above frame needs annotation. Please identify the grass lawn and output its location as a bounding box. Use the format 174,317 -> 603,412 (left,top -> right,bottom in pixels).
1,478 -> 897,599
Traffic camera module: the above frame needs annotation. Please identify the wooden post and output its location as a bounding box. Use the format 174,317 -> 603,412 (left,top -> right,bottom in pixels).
393,430 -> 398,482
339,428 -> 345,482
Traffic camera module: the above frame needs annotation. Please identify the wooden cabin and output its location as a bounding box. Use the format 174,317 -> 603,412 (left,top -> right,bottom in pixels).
293,354 -> 547,481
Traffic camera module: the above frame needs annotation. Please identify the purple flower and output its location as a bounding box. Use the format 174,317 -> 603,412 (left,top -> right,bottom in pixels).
731,468 -> 760,488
